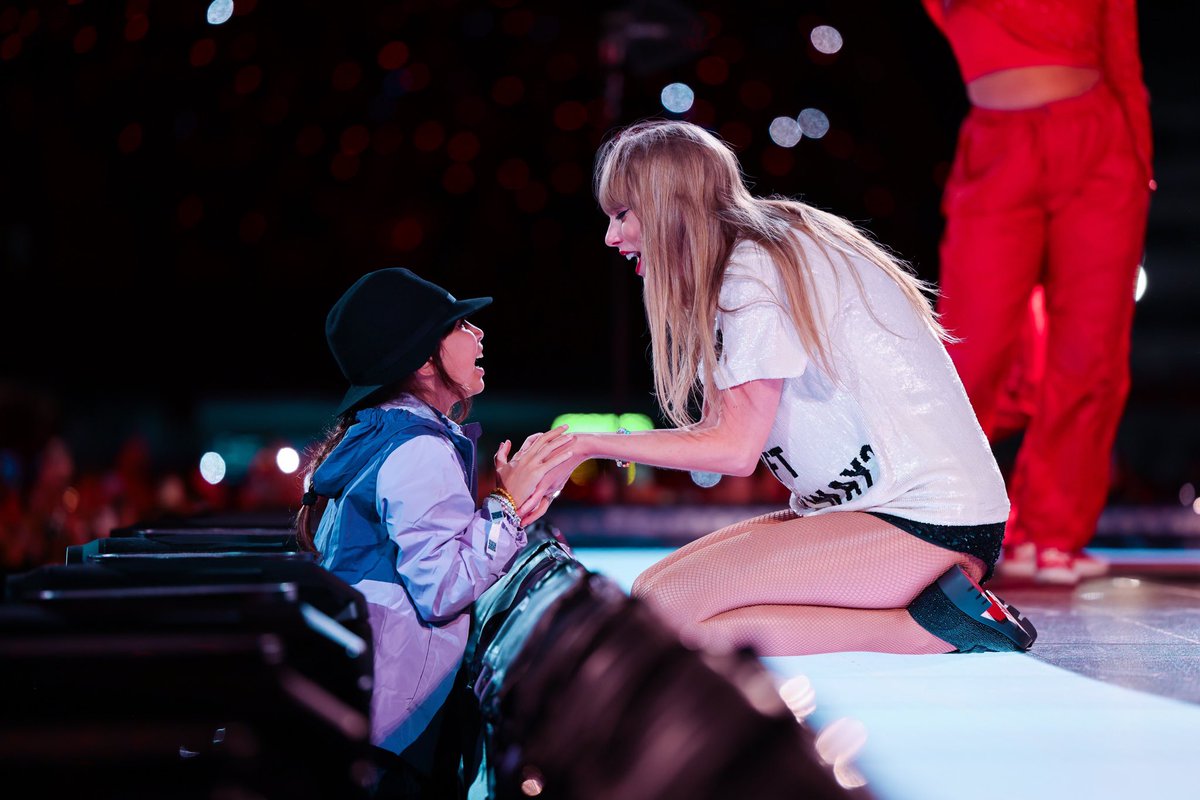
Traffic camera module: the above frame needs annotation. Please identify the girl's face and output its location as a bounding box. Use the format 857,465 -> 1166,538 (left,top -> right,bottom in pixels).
439,319 -> 486,401
604,207 -> 645,277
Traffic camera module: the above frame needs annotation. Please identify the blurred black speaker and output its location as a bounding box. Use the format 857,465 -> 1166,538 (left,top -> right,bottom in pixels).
6,552 -> 373,712
0,604 -> 373,798
1,546 -> 375,799
462,528 -> 871,800
67,516 -> 299,563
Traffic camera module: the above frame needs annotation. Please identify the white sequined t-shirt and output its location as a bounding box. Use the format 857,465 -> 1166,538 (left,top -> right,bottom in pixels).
712,233 -> 1009,526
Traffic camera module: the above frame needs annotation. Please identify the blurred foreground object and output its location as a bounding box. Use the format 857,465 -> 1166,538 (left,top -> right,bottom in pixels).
0,522 -> 373,799
462,521 -> 870,800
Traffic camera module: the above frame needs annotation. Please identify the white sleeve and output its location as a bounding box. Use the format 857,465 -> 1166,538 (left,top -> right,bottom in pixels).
713,243 -> 810,390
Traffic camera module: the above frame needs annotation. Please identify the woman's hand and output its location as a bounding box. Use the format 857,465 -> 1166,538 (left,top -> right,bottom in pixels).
493,425 -> 575,520
518,493 -> 554,527
525,451 -> 589,518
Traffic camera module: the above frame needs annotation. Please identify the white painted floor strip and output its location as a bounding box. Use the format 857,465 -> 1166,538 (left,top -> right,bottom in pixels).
762,651 -> 1200,800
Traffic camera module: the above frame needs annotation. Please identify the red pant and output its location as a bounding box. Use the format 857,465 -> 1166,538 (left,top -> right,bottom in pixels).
937,82 -> 1151,552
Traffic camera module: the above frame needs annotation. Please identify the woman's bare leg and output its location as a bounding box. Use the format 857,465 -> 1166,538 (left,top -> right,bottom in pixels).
632,509 -> 802,590
631,511 -> 985,655
693,605 -> 953,656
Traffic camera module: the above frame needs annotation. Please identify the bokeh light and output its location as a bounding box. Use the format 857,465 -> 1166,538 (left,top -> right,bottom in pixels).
340,125 -> 371,156
833,761 -> 868,790
798,108 -> 830,138
190,38 -> 217,67
117,122 -> 143,154
661,82 -> 695,114
1135,264 -> 1148,301
377,41 -> 409,70
446,131 -> 481,162
234,64 -> 262,94
520,766 -> 544,797
778,675 -> 817,721
199,452 -> 227,485
177,195 -> 204,229
276,447 -> 300,474
0,35 -> 20,62
125,14 -> 149,43
73,26 -> 98,55
815,717 -> 868,766
768,116 -> 802,147
206,0 -> 234,26
389,218 -> 423,251
239,211 -> 266,243
550,413 -> 655,433
810,25 -> 843,54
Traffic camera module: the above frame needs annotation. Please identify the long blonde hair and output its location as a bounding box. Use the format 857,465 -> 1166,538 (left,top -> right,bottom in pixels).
594,119 -> 949,428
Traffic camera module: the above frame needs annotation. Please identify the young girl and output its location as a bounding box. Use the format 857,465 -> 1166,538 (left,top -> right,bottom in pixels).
296,267 -> 573,798
536,119 -> 1036,658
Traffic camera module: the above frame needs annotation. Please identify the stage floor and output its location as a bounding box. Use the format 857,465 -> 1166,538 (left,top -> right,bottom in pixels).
566,546 -> 1200,800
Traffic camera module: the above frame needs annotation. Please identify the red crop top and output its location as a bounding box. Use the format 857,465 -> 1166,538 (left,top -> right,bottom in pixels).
934,2 -> 1095,82
922,0 -> 1153,183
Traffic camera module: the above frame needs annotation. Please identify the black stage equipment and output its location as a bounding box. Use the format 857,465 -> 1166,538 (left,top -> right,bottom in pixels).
1,535 -> 374,799
66,515 -> 299,563
461,523 -> 871,800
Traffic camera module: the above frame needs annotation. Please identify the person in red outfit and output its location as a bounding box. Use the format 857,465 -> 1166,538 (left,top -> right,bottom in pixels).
921,0 -> 1154,584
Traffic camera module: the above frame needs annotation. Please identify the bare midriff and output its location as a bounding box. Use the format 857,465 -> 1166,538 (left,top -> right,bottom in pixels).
966,65 -> 1102,110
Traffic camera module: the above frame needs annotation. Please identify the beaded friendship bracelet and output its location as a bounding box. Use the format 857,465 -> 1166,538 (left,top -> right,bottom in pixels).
614,427 -> 637,485
487,488 -> 523,529
614,427 -> 631,468
491,486 -> 518,510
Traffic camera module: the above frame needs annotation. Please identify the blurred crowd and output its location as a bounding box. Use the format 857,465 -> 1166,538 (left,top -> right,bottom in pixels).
0,422 -> 793,577
0,430 -> 301,576
0,379 -> 1171,577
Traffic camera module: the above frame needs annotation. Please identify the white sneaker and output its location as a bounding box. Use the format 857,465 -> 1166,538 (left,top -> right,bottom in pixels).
1072,549 -> 1110,579
994,542 -> 1037,579
1035,548 -> 1080,585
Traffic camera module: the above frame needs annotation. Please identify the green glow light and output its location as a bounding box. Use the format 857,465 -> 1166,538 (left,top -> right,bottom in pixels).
549,412 -> 655,433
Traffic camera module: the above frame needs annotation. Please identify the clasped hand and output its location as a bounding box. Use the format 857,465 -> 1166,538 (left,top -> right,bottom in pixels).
493,424 -> 575,525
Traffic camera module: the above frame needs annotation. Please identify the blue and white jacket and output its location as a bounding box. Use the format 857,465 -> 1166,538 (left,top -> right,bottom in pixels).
311,395 -> 526,755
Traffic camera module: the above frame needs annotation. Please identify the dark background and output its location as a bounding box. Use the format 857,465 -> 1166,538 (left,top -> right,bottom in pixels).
1,0 -> 1196,500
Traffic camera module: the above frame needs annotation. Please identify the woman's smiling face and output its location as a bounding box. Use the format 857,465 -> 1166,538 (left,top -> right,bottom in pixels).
604,207 -> 645,277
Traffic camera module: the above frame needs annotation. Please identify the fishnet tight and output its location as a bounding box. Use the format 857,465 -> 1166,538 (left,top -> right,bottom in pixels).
631,510 -> 986,656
